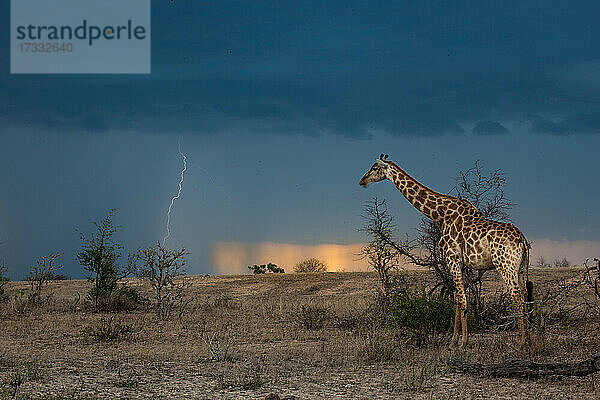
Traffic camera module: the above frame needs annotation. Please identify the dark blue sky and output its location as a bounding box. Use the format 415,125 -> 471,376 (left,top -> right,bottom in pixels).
2,1 -> 600,278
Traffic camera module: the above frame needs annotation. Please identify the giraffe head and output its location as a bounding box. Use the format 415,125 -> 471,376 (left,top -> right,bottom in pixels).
359,154 -> 391,187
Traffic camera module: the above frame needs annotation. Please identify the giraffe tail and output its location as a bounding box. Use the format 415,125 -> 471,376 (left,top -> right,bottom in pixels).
520,237 -> 533,321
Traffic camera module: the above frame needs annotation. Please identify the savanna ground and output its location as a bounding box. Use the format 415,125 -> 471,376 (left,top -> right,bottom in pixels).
1,267 -> 599,399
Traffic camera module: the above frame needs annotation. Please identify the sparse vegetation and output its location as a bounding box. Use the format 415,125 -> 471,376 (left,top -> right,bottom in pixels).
201,321 -> 236,362
7,367 -> 26,399
2,357 -> 45,399
403,364 -> 438,393
92,286 -> 145,313
134,242 -> 191,320
213,295 -> 237,309
535,255 -> 550,268
293,303 -> 329,330
534,258 -> 600,326
0,269 -> 599,398
553,257 -> 571,268
82,315 -> 136,343
361,320 -> 398,362
0,262 -> 8,302
294,257 -> 328,273
27,253 -> 63,300
215,372 -> 265,391
112,367 -> 140,389
360,198 -> 406,304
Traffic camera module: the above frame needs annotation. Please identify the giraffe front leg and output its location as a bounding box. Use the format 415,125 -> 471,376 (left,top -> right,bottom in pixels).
448,257 -> 468,348
460,302 -> 468,348
452,298 -> 461,347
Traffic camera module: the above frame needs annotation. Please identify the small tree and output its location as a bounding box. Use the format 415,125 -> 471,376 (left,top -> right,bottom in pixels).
359,199 -> 405,302
76,209 -> 132,306
248,263 -> 284,274
28,253 -> 63,300
267,263 -> 284,273
294,258 -> 328,273
553,257 -> 571,268
248,264 -> 265,274
135,243 -> 191,320
535,256 -> 550,268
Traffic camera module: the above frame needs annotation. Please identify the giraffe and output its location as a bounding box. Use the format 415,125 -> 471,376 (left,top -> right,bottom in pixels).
359,154 -> 531,347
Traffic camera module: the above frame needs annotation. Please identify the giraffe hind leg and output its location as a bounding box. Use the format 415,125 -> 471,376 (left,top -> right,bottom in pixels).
520,270 -> 532,346
495,255 -> 530,346
514,256 -> 531,347
509,280 -> 529,346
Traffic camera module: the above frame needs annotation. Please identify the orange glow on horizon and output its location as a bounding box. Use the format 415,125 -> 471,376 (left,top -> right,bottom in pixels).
211,242 -> 372,274
210,238 -> 600,275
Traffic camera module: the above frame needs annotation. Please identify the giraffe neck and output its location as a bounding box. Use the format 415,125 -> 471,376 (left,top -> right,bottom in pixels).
385,162 -> 449,225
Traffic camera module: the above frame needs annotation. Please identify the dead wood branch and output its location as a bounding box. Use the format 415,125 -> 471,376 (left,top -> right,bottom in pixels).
447,354 -> 600,378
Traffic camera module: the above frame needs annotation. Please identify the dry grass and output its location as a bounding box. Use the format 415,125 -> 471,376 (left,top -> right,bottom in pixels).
0,268 -> 599,399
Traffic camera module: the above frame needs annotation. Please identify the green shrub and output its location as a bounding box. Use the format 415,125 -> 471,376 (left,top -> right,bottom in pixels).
385,287 -> 454,346
248,263 -> 284,274
77,209 -> 134,310
87,286 -> 145,312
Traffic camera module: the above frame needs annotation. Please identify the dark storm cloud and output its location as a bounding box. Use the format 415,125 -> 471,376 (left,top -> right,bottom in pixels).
530,116 -> 568,136
2,1 -> 600,137
472,121 -> 509,136
565,113 -> 600,135
530,113 -> 600,136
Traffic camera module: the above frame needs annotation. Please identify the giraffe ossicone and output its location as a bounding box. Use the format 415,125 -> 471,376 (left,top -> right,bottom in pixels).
359,155 -> 531,348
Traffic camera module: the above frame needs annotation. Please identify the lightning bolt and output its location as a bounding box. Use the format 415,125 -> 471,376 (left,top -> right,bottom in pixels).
188,161 -> 235,239
162,140 -> 187,246
189,162 -> 232,208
